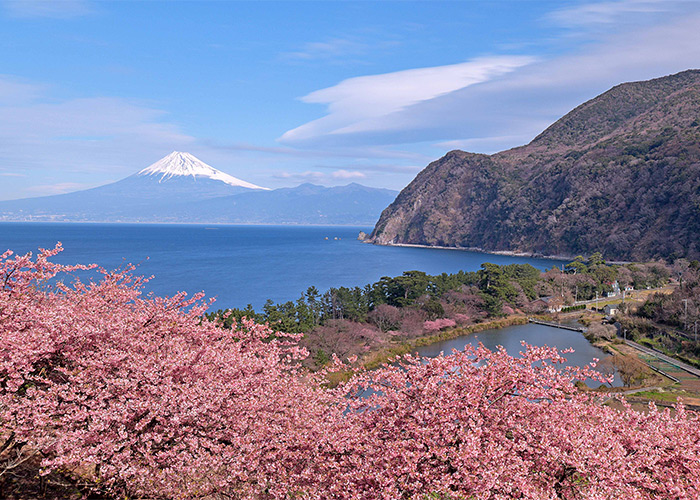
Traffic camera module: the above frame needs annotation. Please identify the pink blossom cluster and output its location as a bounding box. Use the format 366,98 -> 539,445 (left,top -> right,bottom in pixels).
0,245 -> 331,498
453,313 -> 471,324
1,246 -> 699,499
423,317 -> 457,332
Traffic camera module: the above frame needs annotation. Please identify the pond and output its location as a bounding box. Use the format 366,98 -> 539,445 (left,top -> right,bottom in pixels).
412,322 -> 622,388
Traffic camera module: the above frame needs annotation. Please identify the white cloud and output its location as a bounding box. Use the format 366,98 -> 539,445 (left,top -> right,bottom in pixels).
280,5 -> 700,152
0,172 -> 26,177
548,0 -> 676,28
27,181 -> 93,195
279,56 -> 536,145
273,169 -> 366,184
274,171 -> 325,182
331,169 -> 366,180
3,0 -> 92,18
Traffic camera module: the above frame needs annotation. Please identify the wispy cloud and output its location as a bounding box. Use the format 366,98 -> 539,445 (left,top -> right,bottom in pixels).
281,34 -> 400,63
280,3 -> 700,153
206,140 -> 431,163
27,181 -> 92,195
548,0 -> 676,28
0,172 -> 26,177
3,0 -> 93,19
0,75 -> 195,181
282,37 -> 369,61
279,56 -> 536,146
273,169 -> 366,184
0,75 -> 45,104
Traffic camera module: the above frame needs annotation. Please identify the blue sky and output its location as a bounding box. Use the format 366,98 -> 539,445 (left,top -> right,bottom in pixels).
1,0 -> 700,200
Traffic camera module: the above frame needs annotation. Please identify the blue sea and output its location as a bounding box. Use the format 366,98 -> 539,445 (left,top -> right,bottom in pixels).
0,223 -> 565,310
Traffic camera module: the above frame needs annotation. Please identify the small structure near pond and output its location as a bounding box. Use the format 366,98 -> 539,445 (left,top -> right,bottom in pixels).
604,304 -> 619,316
532,296 -> 565,313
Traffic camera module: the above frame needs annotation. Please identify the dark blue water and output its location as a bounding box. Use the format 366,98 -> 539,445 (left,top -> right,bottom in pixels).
0,223 -> 564,310
413,323 -> 622,388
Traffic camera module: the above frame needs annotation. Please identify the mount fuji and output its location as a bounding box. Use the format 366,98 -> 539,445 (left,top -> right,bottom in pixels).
0,152 -> 397,224
137,151 -> 268,190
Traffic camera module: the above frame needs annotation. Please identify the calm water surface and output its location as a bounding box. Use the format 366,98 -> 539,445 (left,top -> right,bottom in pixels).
0,223 -> 564,310
413,323 -> 622,387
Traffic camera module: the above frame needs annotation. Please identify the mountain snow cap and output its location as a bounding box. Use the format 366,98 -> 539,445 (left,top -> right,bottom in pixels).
138,152 -> 268,190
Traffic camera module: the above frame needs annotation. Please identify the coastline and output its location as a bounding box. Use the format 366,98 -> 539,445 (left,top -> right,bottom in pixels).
364,240 -> 632,265
364,240 -> 574,262
0,220 -> 376,228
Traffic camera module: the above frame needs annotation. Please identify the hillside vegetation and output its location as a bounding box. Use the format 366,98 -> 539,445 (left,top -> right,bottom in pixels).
369,70 -> 700,261
209,254 -> 671,369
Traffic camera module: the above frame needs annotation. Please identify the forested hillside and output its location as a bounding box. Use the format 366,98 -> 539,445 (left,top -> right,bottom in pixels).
369,70 -> 700,261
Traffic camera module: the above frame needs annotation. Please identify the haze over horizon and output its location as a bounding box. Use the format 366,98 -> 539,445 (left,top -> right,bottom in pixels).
2,0 -> 700,201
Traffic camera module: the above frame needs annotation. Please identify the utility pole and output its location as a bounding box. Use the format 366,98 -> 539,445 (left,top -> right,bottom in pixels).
595,291 -> 599,312
695,320 -> 698,342
682,299 -> 689,330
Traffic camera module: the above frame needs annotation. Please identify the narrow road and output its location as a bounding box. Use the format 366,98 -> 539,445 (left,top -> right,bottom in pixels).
624,339 -> 700,378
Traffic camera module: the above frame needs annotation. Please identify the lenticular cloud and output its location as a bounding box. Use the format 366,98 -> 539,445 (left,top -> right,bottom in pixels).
279,55 -> 536,144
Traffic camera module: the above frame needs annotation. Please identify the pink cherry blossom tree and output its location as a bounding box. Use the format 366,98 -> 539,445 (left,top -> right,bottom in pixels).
423,318 -> 457,332
1,245 -> 699,499
0,245 -> 337,498
302,345 -> 700,499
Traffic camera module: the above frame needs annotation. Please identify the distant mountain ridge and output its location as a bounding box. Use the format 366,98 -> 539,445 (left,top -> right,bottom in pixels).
0,153 -> 397,225
176,183 -> 399,225
368,70 -> 700,260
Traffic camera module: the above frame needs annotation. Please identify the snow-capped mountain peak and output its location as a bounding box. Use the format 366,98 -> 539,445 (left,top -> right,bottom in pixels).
138,152 -> 268,190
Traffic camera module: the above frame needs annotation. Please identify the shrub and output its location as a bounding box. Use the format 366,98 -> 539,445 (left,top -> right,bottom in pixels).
454,313 -> 471,324
423,318 -> 457,332
368,303 -> 402,331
